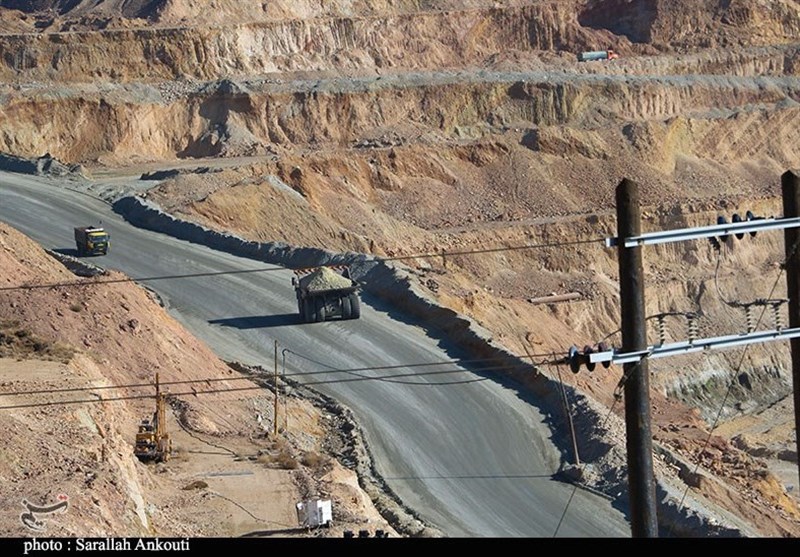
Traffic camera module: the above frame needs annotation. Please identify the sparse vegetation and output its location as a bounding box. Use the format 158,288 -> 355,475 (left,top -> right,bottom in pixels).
274,449 -> 299,470
256,448 -> 298,470
301,450 -> 330,471
255,438 -> 300,469
0,320 -> 75,363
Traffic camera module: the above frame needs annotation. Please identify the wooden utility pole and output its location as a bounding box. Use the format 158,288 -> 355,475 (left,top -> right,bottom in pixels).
616,178 -> 659,537
782,170 -> 800,491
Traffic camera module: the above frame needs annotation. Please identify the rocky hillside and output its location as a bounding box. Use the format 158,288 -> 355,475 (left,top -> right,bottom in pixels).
0,222 -> 401,537
1,0 -> 800,537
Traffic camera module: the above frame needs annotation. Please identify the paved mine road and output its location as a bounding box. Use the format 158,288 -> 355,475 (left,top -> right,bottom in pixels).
0,171 -> 631,538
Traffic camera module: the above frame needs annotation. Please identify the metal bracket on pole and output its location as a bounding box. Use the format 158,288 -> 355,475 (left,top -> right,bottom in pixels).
606,216 -> 800,248
588,327 -> 800,366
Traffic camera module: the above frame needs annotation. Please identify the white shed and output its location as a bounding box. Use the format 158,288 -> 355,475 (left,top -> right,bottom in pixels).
296,498 -> 332,528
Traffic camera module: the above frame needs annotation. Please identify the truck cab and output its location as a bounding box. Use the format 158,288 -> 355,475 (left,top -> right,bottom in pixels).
74,226 -> 109,256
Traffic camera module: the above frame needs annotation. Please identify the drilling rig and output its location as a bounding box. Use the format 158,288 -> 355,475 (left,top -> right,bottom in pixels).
134,373 -> 172,463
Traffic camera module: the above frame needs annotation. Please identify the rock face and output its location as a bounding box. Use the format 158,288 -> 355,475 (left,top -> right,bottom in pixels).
2,0 -> 800,538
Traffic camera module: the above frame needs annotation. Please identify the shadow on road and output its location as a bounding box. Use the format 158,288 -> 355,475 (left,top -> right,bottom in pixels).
384,472 -> 555,481
208,313 -> 302,329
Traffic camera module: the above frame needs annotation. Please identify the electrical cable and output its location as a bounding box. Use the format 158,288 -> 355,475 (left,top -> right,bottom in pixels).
281,348 -> 538,385
0,349 -> 554,398
205,490 -> 297,530
551,354 -> 581,538
666,238 -> 797,536
381,237 -> 604,262
553,484 -> 578,538
0,361 -> 545,410
713,248 -> 735,307
0,237 -> 606,292
170,404 -> 237,457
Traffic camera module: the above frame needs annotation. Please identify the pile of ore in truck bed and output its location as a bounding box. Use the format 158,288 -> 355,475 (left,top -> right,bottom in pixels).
300,267 -> 354,290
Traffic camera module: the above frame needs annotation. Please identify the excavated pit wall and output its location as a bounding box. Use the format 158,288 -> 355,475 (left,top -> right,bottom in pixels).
2,5 -> 799,84
0,5 -> 590,83
2,70 -> 799,164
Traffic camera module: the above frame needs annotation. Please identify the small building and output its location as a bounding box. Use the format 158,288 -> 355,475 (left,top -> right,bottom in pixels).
296,498 -> 332,528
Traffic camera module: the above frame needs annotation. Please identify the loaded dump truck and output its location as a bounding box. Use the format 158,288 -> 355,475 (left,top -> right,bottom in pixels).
292,265 -> 360,323
74,226 -> 109,256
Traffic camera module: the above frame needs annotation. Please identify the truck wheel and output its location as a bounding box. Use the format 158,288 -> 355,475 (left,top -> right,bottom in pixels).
303,299 -> 314,323
314,297 -> 326,322
349,293 -> 361,319
341,296 -> 352,319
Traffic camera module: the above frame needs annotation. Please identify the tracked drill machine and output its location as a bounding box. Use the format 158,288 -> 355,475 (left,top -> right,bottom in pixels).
134,373 -> 172,463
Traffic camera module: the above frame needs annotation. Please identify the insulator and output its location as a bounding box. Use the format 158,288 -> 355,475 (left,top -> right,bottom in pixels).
688,315 -> 698,343
717,215 -> 729,244
745,305 -> 754,333
746,210 -> 758,237
583,345 -> 596,372
568,345 -> 581,374
657,315 -> 666,345
732,213 -> 744,240
597,342 -> 612,369
773,302 -> 783,331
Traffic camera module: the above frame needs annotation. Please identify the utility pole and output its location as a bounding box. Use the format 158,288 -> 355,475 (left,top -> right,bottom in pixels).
274,339 -> 279,438
782,170 -> 800,492
616,178 -> 659,537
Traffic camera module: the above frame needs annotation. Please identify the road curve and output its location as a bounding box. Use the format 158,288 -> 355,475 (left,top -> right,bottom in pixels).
0,171 -> 631,537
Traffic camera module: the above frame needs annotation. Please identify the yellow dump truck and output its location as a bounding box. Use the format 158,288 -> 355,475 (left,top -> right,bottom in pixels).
292,265 -> 361,323
74,226 -> 109,256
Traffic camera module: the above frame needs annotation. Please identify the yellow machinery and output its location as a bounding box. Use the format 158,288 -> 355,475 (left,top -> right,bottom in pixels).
134,373 -> 172,463
74,226 -> 109,256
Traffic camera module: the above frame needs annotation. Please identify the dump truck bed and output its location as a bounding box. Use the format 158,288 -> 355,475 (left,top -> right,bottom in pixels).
295,265 -> 356,292
292,265 -> 361,322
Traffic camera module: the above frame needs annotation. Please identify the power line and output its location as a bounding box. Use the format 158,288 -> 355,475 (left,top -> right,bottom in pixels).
0,237 -> 605,292
550,354 -> 581,538
549,348 -> 643,537
0,367 -> 497,410
0,266 -> 288,291
170,403 -> 237,457
281,348 -> 554,383
0,360 -> 552,410
553,484 -> 578,538
667,240 -> 794,536
382,237 -> 604,262
0,350 -> 557,398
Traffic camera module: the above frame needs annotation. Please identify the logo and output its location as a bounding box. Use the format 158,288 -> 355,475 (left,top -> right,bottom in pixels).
20,494 -> 69,531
